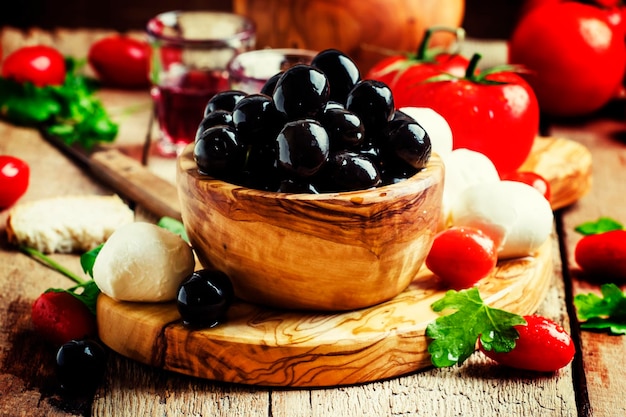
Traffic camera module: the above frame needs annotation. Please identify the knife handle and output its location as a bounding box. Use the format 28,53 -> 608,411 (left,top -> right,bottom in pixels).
90,149 -> 182,221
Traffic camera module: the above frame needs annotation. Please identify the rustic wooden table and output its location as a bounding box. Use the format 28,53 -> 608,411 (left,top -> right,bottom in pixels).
1,27 -> 625,417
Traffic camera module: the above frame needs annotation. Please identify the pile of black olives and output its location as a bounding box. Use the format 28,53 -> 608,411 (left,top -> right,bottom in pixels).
194,49 -> 432,193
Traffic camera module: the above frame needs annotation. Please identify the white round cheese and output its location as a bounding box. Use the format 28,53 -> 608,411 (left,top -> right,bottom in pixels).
441,148 -> 501,228
93,222 -> 195,302
450,180 -> 553,259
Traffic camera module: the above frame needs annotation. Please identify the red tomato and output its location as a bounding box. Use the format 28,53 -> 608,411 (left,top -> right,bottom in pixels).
509,2 -> 626,117
366,27 -> 470,108
88,35 -> 150,89
501,171 -> 551,202
0,155 -> 30,209
575,230 -> 626,282
31,291 -> 97,347
479,315 -> 575,372
397,54 -> 539,176
1,45 -> 66,87
425,226 -> 498,290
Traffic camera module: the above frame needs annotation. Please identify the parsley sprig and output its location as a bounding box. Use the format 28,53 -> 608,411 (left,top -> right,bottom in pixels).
20,245 -> 102,314
0,58 -> 118,149
572,217 -> 626,334
426,288 -> 527,367
574,217 -> 624,235
574,283 -> 626,335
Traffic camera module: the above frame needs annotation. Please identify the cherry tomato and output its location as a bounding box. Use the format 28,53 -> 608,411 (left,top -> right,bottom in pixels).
426,226 -> 498,290
397,54 -> 539,176
501,171 -> 551,202
366,27 -> 470,108
575,229 -> 626,282
509,2 -> 626,117
31,291 -> 97,347
1,45 -> 66,87
88,35 -> 150,89
0,155 -> 30,209
479,315 -> 575,372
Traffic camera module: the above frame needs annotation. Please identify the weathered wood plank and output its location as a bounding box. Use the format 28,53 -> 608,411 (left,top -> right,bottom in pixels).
552,117 -> 626,417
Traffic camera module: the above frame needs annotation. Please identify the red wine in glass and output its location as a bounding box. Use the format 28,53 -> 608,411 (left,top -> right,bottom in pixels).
152,69 -> 229,157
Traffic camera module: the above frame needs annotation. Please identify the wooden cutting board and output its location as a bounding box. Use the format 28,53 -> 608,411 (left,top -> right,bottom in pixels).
98,238 -> 552,388
97,136 -> 591,387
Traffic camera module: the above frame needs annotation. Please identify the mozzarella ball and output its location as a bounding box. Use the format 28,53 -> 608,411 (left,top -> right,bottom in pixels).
93,222 -> 195,302
399,107 -> 453,159
450,180 -> 553,259
441,148 -> 501,228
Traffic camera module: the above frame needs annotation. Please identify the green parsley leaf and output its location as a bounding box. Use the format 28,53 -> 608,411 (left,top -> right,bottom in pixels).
574,283 -> 626,335
426,288 -> 527,367
0,57 -> 118,149
157,216 -> 189,243
575,217 -> 624,235
80,244 -> 104,278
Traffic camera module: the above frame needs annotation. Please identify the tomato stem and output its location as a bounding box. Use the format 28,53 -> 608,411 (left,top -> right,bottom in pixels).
416,26 -> 466,61
464,53 -> 482,79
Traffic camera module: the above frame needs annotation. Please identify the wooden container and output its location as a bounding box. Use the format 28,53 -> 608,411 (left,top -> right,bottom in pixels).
232,0 -> 466,73
176,144 -> 444,311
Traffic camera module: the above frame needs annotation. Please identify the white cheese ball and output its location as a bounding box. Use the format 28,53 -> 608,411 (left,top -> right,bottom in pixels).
450,180 -> 553,259
441,148 -> 501,228
93,222 -> 195,302
399,107 -> 453,160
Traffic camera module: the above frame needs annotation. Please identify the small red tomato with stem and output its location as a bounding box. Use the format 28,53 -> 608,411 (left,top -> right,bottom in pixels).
502,171 -> 551,202
88,35 -> 150,89
31,291 -> 98,347
426,226 -> 498,290
1,45 -> 66,87
0,155 -> 30,209
480,315 -> 575,372
575,229 -> 626,282
366,26 -> 470,108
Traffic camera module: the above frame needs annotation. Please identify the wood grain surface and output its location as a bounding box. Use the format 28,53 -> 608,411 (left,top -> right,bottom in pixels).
177,145 -> 445,311
97,237 -> 552,387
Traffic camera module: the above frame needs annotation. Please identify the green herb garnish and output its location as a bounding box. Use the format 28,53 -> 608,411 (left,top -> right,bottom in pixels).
0,58 -> 118,149
574,217 -> 624,236
574,283 -> 626,335
157,216 -> 189,243
20,245 -> 101,314
426,288 -> 527,367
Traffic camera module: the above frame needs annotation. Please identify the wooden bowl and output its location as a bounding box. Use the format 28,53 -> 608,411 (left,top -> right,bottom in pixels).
176,144 -> 444,311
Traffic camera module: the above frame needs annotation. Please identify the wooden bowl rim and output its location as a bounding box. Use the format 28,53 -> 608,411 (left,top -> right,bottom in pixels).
177,143 -> 444,203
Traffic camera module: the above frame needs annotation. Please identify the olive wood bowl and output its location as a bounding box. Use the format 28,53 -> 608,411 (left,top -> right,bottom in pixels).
176,144 -> 444,311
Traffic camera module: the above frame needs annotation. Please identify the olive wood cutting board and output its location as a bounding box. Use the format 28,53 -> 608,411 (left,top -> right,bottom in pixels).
98,239 -> 552,387
97,136 -> 591,387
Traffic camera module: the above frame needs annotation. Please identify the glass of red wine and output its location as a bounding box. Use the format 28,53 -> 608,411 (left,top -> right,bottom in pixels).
147,11 -> 256,157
